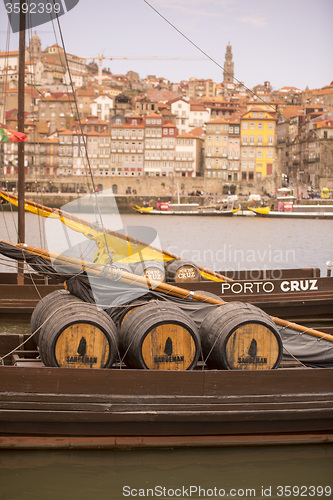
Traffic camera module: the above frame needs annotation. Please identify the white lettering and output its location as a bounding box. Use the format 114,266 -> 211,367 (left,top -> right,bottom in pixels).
123,486 -> 131,497
221,283 -> 231,294
231,283 -> 243,294
243,282 -> 253,293
290,280 -> 300,291
299,280 -> 309,291
309,279 -> 318,291
263,281 -> 274,293
281,281 -> 290,292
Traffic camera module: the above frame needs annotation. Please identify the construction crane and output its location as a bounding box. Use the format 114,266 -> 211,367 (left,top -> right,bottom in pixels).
81,55 -> 206,85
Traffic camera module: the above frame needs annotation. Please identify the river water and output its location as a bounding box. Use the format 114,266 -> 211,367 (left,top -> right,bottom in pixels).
0,212 -> 333,499
1,212 -> 333,275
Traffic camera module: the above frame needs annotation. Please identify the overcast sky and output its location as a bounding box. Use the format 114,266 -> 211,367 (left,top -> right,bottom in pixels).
1,0 -> 332,91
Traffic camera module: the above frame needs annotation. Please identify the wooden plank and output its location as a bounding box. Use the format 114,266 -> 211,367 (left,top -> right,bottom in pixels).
1,366 -> 333,397
0,432 -> 332,449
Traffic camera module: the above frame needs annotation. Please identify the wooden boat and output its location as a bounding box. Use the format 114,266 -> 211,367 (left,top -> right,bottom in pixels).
133,203 -> 239,216
0,365 -> 332,449
248,205 -> 333,219
1,247 -> 333,449
1,18 -> 332,450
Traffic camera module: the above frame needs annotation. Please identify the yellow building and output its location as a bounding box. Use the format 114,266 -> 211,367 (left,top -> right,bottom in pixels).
240,107 -> 277,181
204,118 -> 240,182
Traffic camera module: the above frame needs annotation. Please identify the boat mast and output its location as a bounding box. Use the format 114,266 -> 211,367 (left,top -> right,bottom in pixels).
17,1 -> 25,285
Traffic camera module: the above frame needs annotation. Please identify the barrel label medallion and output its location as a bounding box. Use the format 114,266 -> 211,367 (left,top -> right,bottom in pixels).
141,324 -> 196,370
54,323 -> 110,368
143,268 -> 165,282
225,323 -> 280,370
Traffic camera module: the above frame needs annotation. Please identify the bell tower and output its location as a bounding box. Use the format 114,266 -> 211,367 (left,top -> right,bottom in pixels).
223,42 -> 234,86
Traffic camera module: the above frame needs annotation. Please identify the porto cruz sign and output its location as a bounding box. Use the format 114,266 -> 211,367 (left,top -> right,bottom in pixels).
221,279 -> 320,295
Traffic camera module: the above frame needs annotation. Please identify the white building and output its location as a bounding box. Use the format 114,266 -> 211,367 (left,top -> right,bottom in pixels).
175,129 -> 204,177
90,95 -> 114,121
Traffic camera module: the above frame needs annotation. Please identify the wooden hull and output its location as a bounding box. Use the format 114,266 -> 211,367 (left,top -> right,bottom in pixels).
250,209 -> 333,219
133,207 -> 237,216
1,272 -> 332,326
0,366 -> 332,449
0,268 -> 332,449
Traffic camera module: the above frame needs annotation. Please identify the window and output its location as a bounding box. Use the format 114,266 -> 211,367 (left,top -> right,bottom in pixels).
257,135 -> 263,146
242,172 -> 247,180
250,122 -> 255,129
249,136 -> 255,145
257,150 -> 263,158
258,122 -> 263,129
252,112 -> 257,118
268,122 -> 274,130
242,122 -> 248,129
215,147 -> 220,154
242,136 -> 248,145
249,172 -> 254,180
256,172 -> 262,180
268,136 -> 273,145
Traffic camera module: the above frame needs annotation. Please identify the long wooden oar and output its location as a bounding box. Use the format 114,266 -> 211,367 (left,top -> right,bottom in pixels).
15,242 -> 333,343
0,190 -> 232,282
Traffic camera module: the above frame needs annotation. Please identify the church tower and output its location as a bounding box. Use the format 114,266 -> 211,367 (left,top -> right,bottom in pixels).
223,42 -> 234,86
27,32 -> 41,61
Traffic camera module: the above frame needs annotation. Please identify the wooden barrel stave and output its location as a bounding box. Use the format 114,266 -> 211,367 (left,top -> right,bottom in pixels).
199,302 -> 282,370
30,289 -> 83,344
133,261 -> 166,283
37,301 -> 118,369
166,260 -> 201,283
120,301 -> 200,370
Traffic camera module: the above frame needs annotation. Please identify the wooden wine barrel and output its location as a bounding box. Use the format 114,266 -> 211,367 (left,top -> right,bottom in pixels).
120,301 -> 200,370
37,302 -> 118,369
199,302 -> 283,370
30,289 -> 83,344
133,260 -> 165,282
166,260 -> 201,283
112,262 -> 132,274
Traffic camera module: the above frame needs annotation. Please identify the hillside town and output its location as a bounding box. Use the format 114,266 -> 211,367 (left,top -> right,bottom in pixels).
0,34 -> 332,198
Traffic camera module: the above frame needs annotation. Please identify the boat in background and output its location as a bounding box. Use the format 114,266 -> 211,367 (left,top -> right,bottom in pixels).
248,205 -> 333,219
133,200 -> 240,216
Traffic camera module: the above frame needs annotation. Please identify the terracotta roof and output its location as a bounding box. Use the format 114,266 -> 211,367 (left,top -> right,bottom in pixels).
190,104 -> 207,111
0,50 -> 19,57
279,86 -> 302,92
280,106 -> 305,120
177,133 -> 195,138
58,129 -> 73,135
206,118 -> 230,124
189,127 -> 205,137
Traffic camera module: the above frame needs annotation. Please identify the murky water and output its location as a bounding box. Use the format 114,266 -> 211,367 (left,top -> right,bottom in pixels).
1,212 -> 332,275
0,446 -> 332,500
